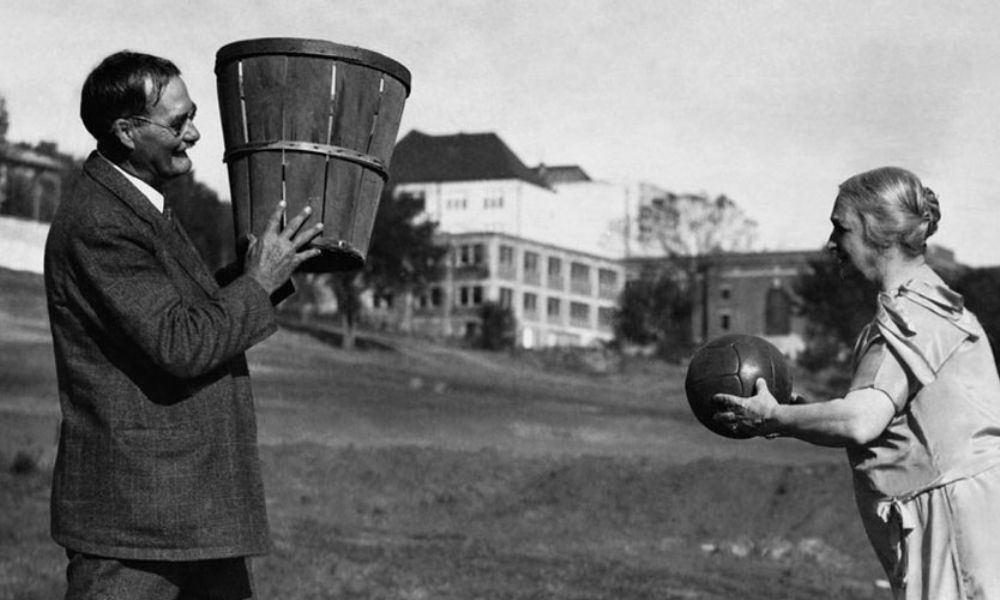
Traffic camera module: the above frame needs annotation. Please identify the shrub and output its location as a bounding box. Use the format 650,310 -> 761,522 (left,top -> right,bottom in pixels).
477,301 -> 516,351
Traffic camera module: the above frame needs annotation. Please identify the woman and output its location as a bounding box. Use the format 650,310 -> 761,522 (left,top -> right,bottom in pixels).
714,166 -> 1000,598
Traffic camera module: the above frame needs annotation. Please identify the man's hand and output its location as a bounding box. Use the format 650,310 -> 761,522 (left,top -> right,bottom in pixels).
244,201 -> 323,294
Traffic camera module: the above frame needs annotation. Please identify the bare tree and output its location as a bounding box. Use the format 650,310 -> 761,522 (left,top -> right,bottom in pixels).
0,95 -> 8,141
638,192 -> 758,257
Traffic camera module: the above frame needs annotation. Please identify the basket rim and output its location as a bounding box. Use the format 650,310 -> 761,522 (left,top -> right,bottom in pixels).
215,37 -> 411,94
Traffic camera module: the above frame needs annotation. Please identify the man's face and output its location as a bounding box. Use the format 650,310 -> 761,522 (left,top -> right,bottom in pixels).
128,76 -> 200,187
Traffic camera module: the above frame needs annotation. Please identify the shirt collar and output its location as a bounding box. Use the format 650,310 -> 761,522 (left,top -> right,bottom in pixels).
98,152 -> 165,213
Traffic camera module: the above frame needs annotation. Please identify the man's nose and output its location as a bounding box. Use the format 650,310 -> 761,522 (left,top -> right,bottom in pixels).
184,122 -> 200,144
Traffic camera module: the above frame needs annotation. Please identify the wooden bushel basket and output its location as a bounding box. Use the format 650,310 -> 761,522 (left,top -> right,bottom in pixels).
215,38 -> 411,272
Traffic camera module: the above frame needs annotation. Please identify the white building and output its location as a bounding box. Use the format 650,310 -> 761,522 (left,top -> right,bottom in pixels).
404,231 -> 624,347
391,130 -> 668,261
386,130 -> 640,346
528,166 -> 671,259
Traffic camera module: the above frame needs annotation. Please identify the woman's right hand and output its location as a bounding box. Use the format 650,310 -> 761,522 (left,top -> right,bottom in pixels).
712,378 -> 782,438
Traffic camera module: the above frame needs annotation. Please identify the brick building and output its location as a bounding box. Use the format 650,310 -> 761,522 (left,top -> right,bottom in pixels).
626,250 -> 823,357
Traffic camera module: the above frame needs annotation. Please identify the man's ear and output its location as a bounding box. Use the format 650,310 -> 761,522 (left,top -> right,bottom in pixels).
110,118 -> 137,151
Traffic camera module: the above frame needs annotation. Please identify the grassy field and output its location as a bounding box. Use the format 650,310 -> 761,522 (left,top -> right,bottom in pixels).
0,267 -> 889,599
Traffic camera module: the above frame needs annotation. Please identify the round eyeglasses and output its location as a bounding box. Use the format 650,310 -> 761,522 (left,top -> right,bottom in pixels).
130,108 -> 196,137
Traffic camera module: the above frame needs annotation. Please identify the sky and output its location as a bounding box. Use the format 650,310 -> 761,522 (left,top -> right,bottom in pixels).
4,0 -> 1000,265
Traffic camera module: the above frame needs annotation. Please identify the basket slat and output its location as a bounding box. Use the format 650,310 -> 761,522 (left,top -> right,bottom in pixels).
216,38 -> 410,272
367,76 -> 408,167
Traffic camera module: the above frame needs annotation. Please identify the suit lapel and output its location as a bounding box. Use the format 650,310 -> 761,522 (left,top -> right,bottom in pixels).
165,210 -> 221,294
84,153 -> 220,295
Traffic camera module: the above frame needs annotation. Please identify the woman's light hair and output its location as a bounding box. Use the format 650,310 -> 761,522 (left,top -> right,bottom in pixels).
836,166 -> 940,257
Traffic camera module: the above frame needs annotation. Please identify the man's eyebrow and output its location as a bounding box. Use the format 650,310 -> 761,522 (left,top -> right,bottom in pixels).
171,103 -> 197,124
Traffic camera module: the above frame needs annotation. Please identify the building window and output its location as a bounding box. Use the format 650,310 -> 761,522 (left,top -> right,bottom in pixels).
548,257 -> 562,278
523,292 -> 538,312
459,285 -> 484,307
570,301 -> 590,325
459,243 -> 485,266
598,268 -> 618,288
499,245 -> 515,266
499,287 -> 513,308
546,297 -> 561,317
483,195 -> 504,209
598,268 -> 619,299
570,261 -> 592,295
765,286 -> 792,335
720,286 -> 732,300
720,313 -> 731,331
524,251 -> 539,274
446,196 -> 468,210
418,288 -> 443,309
547,256 -> 564,290
598,306 -> 615,330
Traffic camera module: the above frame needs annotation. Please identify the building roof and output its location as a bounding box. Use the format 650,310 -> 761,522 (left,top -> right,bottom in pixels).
532,164 -> 591,185
0,143 -> 65,171
389,130 -> 549,189
625,249 -> 828,271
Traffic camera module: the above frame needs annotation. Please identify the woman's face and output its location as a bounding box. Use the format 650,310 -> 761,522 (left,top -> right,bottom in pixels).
826,197 -> 882,282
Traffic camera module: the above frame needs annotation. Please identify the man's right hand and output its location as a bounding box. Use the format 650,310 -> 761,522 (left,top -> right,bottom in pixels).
243,201 -> 324,294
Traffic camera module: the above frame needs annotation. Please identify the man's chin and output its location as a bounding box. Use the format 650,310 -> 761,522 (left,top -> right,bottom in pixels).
170,154 -> 193,175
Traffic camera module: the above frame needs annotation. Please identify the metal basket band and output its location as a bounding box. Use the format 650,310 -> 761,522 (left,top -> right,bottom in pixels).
223,140 -> 388,179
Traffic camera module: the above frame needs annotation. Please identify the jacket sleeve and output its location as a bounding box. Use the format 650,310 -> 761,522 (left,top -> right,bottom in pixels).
69,215 -> 278,379
215,259 -> 297,306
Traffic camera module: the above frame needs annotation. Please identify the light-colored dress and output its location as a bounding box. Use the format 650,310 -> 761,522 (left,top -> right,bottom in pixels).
849,266 -> 1000,599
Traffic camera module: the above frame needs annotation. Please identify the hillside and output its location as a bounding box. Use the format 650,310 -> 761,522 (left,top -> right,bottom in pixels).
0,267 -> 888,599
0,216 -> 48,275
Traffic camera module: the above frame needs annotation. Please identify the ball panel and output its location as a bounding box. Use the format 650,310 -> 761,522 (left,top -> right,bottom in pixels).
684,374 -> 756,439
683,334 -> 793,439
685,345 -> 740,386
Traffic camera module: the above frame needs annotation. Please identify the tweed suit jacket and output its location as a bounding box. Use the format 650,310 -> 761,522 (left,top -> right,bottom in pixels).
44,152 -> 275,560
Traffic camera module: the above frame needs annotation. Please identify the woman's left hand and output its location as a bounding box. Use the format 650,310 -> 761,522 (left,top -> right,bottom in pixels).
712,378 -> 781,438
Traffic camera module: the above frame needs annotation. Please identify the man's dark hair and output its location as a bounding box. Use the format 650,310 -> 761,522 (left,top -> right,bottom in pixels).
80,51 -> 181,142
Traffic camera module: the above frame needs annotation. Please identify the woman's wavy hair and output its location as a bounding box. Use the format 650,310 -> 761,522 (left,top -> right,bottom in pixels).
836,166 -> 941,257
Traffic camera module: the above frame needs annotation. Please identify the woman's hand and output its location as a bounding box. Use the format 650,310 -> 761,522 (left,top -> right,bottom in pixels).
712,378 -> 782,438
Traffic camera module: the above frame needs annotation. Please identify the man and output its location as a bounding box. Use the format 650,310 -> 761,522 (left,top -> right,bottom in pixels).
44,51 -> 322,598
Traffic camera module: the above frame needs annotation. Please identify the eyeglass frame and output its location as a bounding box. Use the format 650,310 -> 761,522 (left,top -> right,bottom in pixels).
129,107 -> 197,138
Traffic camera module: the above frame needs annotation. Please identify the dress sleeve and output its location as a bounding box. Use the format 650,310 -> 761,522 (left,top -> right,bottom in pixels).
872,283 -> 977,387
851,337 -> 912,413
